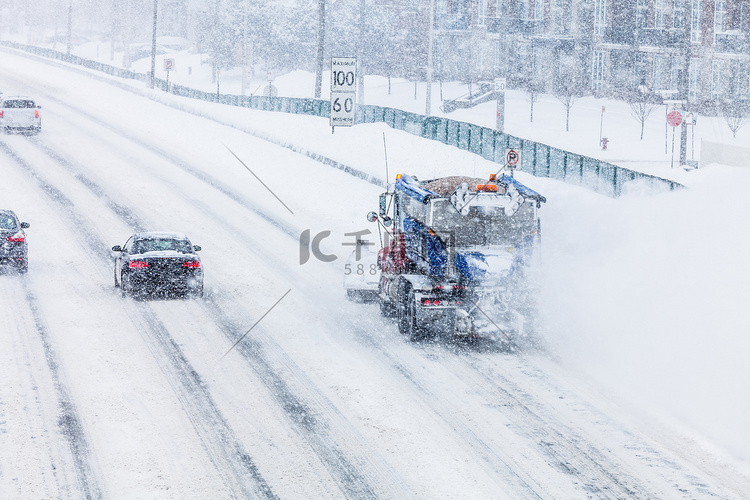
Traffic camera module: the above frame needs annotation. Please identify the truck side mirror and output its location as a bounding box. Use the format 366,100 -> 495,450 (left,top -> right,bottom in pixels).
366,211 -> 378,223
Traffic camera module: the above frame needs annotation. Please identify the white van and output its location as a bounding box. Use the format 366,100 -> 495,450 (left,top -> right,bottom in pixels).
0,96 -> 42,134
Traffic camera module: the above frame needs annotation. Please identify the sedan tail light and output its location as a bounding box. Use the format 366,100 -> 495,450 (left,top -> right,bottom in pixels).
182,261 -> 201,268
7,232 -> 25,242
35,110 -> 39,118
0,110 -> 3,118
129,261 -> 149,268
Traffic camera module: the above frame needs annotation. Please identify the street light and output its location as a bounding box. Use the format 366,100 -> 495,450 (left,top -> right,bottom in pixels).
314,0 -> 325,98
425,0 -> 434,116
66,1 -> 72,56
150,0 -> 157,89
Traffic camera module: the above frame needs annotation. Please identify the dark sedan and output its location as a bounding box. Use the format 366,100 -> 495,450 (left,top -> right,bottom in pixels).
0,209 -> 29,273
112,232 -> 203,298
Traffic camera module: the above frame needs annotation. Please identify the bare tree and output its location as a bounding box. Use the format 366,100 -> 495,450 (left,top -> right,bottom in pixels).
520,78 -> 544,123
626,90 -> 658,140
554,75 -> 586,132
721,100 -> 749,139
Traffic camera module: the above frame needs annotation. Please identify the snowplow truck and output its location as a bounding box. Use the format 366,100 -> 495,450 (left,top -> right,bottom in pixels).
371,173 -> 546,343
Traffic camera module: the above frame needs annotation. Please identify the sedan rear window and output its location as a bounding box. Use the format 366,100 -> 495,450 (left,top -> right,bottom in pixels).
134,238 -> 193,254
2,100 -> 35,108
0,215 -> 18,230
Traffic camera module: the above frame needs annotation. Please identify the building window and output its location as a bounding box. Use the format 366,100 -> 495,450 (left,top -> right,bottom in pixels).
494,40 -> 503,73
671,56 -> 684,91
742,62 -> 750,99
594,0 -> 607,35
712,59 -> 725,98
534,0 -> 544,20
655,0 -> 665,28
691,0 -> 702,43
689,57 -> 700,100
477,43 -> 486,73
479,0 -> 487,26
715,0 -> 726,33
517,40 -> 531,77
673,0 -> 686,29
518,0 -> 529,19
592,50 -> 606,91
636,0 -> 648,28
653,55 -> 668,90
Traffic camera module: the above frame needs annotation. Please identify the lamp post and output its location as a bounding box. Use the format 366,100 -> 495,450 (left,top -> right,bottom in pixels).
425,0 -> 434,116
66,1 -> 72,56
679,26 -> 691,167
149,0 -> 157,89
314,0 -> 325,98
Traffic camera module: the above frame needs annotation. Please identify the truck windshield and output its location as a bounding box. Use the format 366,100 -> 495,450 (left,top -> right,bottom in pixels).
429,199 -> 535,247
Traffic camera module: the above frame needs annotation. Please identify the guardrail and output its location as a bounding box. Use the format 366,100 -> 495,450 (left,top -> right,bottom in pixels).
2,41 -> 682,197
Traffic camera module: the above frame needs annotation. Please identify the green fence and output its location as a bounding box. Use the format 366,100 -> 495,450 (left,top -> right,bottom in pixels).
2,41 -> 682,197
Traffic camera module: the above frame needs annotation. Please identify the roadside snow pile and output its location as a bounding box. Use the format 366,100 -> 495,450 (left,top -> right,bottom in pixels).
539,163 -> 750,461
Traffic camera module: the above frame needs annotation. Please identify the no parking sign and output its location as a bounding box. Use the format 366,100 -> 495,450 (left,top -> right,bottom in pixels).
505,148 -> 522,169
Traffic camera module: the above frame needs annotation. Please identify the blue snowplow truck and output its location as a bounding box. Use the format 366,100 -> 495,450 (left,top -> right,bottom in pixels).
369,173 -> 546,344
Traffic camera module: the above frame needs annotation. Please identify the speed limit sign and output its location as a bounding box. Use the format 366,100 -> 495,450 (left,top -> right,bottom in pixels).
505,148 -> 522,169
330,57 -> 356,128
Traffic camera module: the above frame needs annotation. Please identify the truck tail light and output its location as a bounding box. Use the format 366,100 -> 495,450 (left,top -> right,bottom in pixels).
182,261 -> 201,268
35,110 -> 39,118
129,261 -> 148,268
0,110 -> 3,118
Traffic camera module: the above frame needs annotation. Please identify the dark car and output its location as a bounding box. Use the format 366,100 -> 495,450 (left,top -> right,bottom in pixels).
112,232 -> 203,298
0,209 -> 29,273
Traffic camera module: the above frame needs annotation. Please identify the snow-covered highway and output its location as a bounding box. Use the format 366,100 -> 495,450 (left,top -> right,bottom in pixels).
1,48 -> 749,499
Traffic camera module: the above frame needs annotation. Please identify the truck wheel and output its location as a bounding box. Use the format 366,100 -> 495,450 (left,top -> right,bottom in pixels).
379,298 -> 397,317
397,281 -> 411,336
406,292 -> 425,341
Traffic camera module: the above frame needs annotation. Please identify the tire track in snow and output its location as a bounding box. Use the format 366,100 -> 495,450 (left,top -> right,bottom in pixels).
0,276 -> 101,498
21,122 -> 546,496
21,283 -> 106,500
1,143 -> 105,499
453,353 -> 741,499
17,104 -> 561,496
26,126 -> 699,498
12,74 -> 728,498
13,138 -> 411,499
0,45 -> 386,190
0,141 -> 277,500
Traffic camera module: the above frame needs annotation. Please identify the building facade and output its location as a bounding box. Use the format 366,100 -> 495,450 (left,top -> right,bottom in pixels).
431,0 -> 750,110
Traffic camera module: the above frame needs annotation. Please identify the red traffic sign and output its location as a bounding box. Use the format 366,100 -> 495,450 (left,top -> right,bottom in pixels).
667,110 -> 683,127
505,148 -> 521,167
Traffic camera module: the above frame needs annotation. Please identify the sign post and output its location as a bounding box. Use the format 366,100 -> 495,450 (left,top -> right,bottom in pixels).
658,90 -> 679,154
330,57 -> 357,132
495,78 -> 506,133
163,58 -> 174,92
505,148 -> 522,177
667,110 -> 683,169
